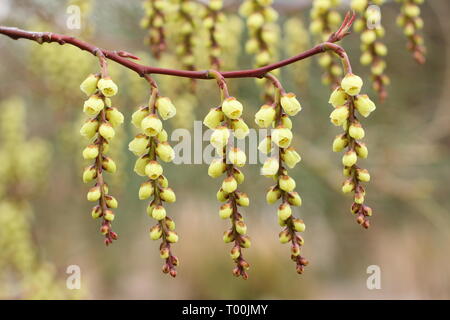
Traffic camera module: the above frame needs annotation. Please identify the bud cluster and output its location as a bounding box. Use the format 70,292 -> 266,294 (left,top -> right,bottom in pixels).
141,0 -> 168,58
329,73 -> 375,228
79,73 -> 123,245
257,80 -> 308,274
204,94 -> 251,279
200,0 -> 225,69
130,89 -> 179,277
395,0 -> 426,64
351,0 -> 389,101
310,0 -> 343,87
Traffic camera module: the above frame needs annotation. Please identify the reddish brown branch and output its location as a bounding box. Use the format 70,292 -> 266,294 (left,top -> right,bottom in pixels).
0,13 -> 355,81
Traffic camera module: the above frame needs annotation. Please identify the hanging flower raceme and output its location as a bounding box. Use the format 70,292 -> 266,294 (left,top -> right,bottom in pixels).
351,0 -> 389,101
328,73 -> 375,228
257,75 -> 308,275
79,72 -> 123,245
204,74 -> 251,279
310,0 -> 343,87
201,0 -> 226,69
141,0 -> 168,58
129,83 -> 179,277
395,0 -> 426,64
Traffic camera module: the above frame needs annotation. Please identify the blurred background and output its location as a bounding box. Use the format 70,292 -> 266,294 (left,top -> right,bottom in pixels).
0,0 -> 449,299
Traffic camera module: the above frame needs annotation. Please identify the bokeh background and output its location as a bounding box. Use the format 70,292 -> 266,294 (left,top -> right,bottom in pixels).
0,0 -> 449,299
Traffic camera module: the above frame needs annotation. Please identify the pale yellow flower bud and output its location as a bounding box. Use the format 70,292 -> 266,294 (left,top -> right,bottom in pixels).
349,122 -> 365,140
203,107 -> 224,129
141,114 -> 163,136
99,122 -> 115,140
266,186 -> 281,204
233,168 -> 245,184
83,95 -> 104,116
91,205 -> 102,219
272,126 -> 293,148
219,203 -> 233,219
223,229 -> 235,243
255,104 -> 276,128
210,126 -> 230,150
158,175 -> 169,188
166,231 -> 178,243
235,220 -> 247,235
341,73 -> 363,96
342,150 -> 358,167
156,96 -> 177,120
131,107 -> 149,129
152,205 -> 167,220
160,187 -> 176,203
146,203 -> 155,217
134,155 -> 150,176
164,217 -> 176,231
157,129 -> 168,142
247,13 -> 264,30
261,157 -> 279,176
80,119 -> 99,139
104,209 -> 115,221
278,203 -> 292,221
139,181 -> 154,200
279,175 -> 296,192
354,94 -> 376,117
230,246 -> 240,260
281,93 -> 302,116
361,30 -> 376,45
280,114 -> 292,129
328,87 -> 347,107
222,176 -> 238,193
83,165 -> 97,183
87,186 -> 101,202
208,158 -> 226,178
82,144 -> 99,160
145,160 -> 163,179
236,192 -> 249,207
279,229 -> 292,244
105,107 -> 124,127
355,142 -> 368,159
97,77 -> 118,97
231,118 -> 249,139
156,142 -> 175,162
217,188 -> 229,202
258,136 -> 273,154
222,97 -> 243,119
105,195 -> 118,209
330,106 -> 349,126
102,156 -> 117,173
287,192 -> 302,207
332,134 -> 349,152
80,74 -> 100,96
357,168 -> 371,182
292,218 -> 306,232
342,178 -> 355,193
149,224 -> 162,240
351,0 -> 368,13
228,148 -> 246,167
282,147 -> 301,169
128,134 -> 149,156
240,235 -> 251,248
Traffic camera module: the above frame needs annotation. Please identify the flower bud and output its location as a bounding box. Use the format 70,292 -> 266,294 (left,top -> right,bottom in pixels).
287,192 -> 302,206
258,136 -> 273,154
80,74 -> 100,96
145,160 -> 163,179
91,205 -> 102,219
342,178 -> 355,193
152,205 -> 167,220
102,156 -> 117,173
278,203 -> 292,221
156,142 -> 175,162
160,187 -> 176,203
341,73 -> 363,96
332,134 -> 349,152
210,126 -> 230,150
80,119 -> 99,139
222,176 -> 237,193
82,144 -> 99,160
354,192 -> 364,204
230,246 -> 240,260
240,235 -> 251,248
292,218 -> 306,232
330,106 -> 349,126
157,129 -> 168,143
203,107 -> 224,129
354,94 -> 376,117
164,217 -> 176,231
83,95 -> 104,116
349,122 -> 365,140
355,142 -> 368,159
156,96 -> 176,120
131,107 -> 149,128
236,192 -> 249,207
208,158 -> 226,178
139,181 -> 154,200
134,154 -> 150,176
261,157 -> 279,176
266,186 -> 281,204
105,107 -> 124,128
82,165 -> 97,183
97,77 -> 118,97
281,93 -> 302,116
221,97 -> 243,119
272,126 -> 293,148
291,243 -> 301,256
158,175 -> 169,188
99,122 -> 115,140
228,148 -> 246,167
282,147 -> 301,169
219,203 -> 233,219
87,186 -> 101,202
247,12 -> 264,29
356,168 -> 371,182
105,195 -> 118,208
279,175 -> 296,192
235,220 -> 247,235
280,114 -> 292,129
104,209 -> 115,221
255,104 -> 276,128
128,134 -> 149,156
166,231 -> 179,243
233,168 -> 245,184
141,114 -> 163,136
223,229 -> 235,243
328,87 -> 347,107
231,118 -> 249,139
342,150 -> 358,167
217,188 -> 229,202
279,229 -> 292,244
160,247 -> 170,259
149,224 -> 162,240
146,203 -> 155,217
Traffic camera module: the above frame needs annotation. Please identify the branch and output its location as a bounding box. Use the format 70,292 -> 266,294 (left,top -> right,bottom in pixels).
0,13 -> 355,80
